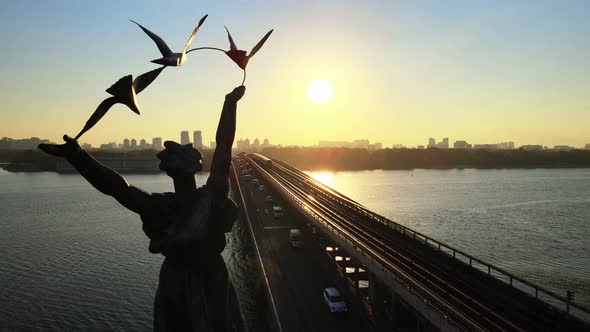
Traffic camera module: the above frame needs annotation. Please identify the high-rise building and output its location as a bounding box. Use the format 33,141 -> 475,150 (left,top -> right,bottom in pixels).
193,131 -> 203,149
263,138 -> 270,148
210,141 -> 216,149
585,144 -> 590,150
181,131 -> 190,145
428,138 -> 436,148
152,137 -> 163,150
130,139 -> 137,148
253,138 -> 260,150
123,138 -> 130,150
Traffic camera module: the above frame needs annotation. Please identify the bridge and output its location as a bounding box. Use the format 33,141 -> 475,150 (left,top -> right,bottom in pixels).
230,153 -> 590,331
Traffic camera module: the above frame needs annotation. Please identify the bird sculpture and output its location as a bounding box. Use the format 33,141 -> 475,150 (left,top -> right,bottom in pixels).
223,26 -> 273,71
131,14 -> 208,67
75,66 -> 164,139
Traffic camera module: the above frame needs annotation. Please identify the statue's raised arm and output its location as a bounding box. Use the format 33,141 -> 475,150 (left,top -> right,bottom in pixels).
206,86 -> 245,198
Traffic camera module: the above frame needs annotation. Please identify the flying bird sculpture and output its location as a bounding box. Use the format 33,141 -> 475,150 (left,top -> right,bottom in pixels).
223,26 -> 273,71
74,67 -> 164,139
131,14 -> 208,67
186,26 -> 273,85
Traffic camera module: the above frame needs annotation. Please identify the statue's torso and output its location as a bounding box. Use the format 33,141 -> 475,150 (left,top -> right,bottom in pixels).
139,186 -> 238,263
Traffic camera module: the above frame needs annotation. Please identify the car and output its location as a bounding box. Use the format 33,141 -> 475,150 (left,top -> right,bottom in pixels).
289,229 -> 304,247
322,288 -> 347,313
252,178 -> 259,184
272,206 -> 284,218
265,195 -> 273,202
259,185 -> 265,192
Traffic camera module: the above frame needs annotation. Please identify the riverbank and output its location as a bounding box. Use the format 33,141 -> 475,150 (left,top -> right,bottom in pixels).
3,147 -> 590,173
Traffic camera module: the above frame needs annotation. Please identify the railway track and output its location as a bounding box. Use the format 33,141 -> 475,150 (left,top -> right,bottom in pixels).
241,154 -> 589,331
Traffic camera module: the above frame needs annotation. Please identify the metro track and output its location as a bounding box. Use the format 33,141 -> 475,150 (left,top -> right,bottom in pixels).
243,155 -> 587,332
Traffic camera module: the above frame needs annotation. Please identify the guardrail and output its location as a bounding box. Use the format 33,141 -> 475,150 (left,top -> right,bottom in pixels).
273,159 -> 590,323
230,161 -> 283,332
243,155 -> 473,331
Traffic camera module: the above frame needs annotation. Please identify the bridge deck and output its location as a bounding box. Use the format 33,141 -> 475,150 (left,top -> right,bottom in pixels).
243,154 -> 590,332
232,159 -> 372,332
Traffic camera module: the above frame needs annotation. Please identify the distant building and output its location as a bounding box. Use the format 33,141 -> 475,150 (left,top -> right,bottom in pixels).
123,138 -> 130,150
368,142 -> 383,150
428,137 -> 449,149
453,140 -> 472,149
131,139 -> 137,148
585,144 -> 590,150
553,145 -> 575,151
262,138 -> 270,148
139,139 -> 151,149
352,140 -> 370,149
181,131 -> 190,145
428,138 -> 436,148
193,131 -> 202,149
417,145 -> 425,149
99,142 -> 116,150
152,137 -> 163,150
0,137 -> 51,150
520,145 -> 543,151
474,142 -> 515,150
318,141 -> 352,148
392,144 -> 405,149
210,141 -> 216,149
253,138 -> 260,150
237,138 -> 251,150
318,139 -> 371,149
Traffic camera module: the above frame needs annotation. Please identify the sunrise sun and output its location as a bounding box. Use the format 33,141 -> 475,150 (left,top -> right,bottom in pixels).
307,80 -> 333,104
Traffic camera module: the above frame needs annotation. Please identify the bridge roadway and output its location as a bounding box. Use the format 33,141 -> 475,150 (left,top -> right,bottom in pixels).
232,158 -> 373,331
244,154 -> 590,332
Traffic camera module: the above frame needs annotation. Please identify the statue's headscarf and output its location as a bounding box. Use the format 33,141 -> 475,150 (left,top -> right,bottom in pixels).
157,141 -> 202,177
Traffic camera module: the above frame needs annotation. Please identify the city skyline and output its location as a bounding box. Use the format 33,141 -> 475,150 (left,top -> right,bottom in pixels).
2,134 -> 588,151
1,1 -> 589,148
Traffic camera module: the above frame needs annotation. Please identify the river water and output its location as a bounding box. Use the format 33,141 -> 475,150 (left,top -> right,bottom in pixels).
1,168 -> 589,330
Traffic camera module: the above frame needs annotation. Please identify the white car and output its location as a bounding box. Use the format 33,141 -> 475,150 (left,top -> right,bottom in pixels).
259,185 -> 265,192
252,179 -> 259,184
322,288 -> 347,313
265,195 -> 273,202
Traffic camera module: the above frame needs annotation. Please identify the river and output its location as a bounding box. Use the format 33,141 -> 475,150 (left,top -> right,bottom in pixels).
1,168 -> 589,330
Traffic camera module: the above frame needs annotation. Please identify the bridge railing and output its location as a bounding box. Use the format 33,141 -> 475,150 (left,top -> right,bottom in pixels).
243,155 -> 474,331
275,161 -> 590,322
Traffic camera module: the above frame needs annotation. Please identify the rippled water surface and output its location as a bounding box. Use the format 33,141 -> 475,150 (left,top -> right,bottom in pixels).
0,170 -> 260,331
307,168 -> 590,308
2,168 -> 589,330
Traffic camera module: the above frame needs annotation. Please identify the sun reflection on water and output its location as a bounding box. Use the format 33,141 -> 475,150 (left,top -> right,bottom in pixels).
309,171 -> 334,187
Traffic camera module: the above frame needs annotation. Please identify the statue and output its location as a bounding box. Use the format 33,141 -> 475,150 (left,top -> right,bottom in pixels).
38,86 -> 246,332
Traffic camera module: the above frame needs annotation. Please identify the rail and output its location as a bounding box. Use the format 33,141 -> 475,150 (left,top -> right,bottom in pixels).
269,158 -> 590,322
240,155 -> 475,331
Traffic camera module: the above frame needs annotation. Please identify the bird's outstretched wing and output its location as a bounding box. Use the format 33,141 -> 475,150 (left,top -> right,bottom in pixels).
249,29 -> 273,58
182,14 -> 208,55
224,26 -> 238,51
75,97 -> 118,140
133,66 -> 164,94
130,20 -> 173,57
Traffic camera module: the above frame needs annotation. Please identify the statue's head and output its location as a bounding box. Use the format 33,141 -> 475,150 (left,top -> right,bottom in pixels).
157,141 -> 202,178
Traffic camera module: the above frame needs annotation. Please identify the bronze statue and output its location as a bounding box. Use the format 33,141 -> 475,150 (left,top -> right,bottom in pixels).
39,86 -> 246,332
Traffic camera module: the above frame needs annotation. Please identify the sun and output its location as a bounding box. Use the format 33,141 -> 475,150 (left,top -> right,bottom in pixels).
307,80 -> 333,104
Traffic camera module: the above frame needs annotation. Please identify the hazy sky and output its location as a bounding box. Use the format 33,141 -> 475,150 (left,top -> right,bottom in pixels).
1,0 -> 588,147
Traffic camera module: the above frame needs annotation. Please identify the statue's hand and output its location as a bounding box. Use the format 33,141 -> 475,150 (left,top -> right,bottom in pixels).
38,135 -> 80,158
226,86 -> 246,102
